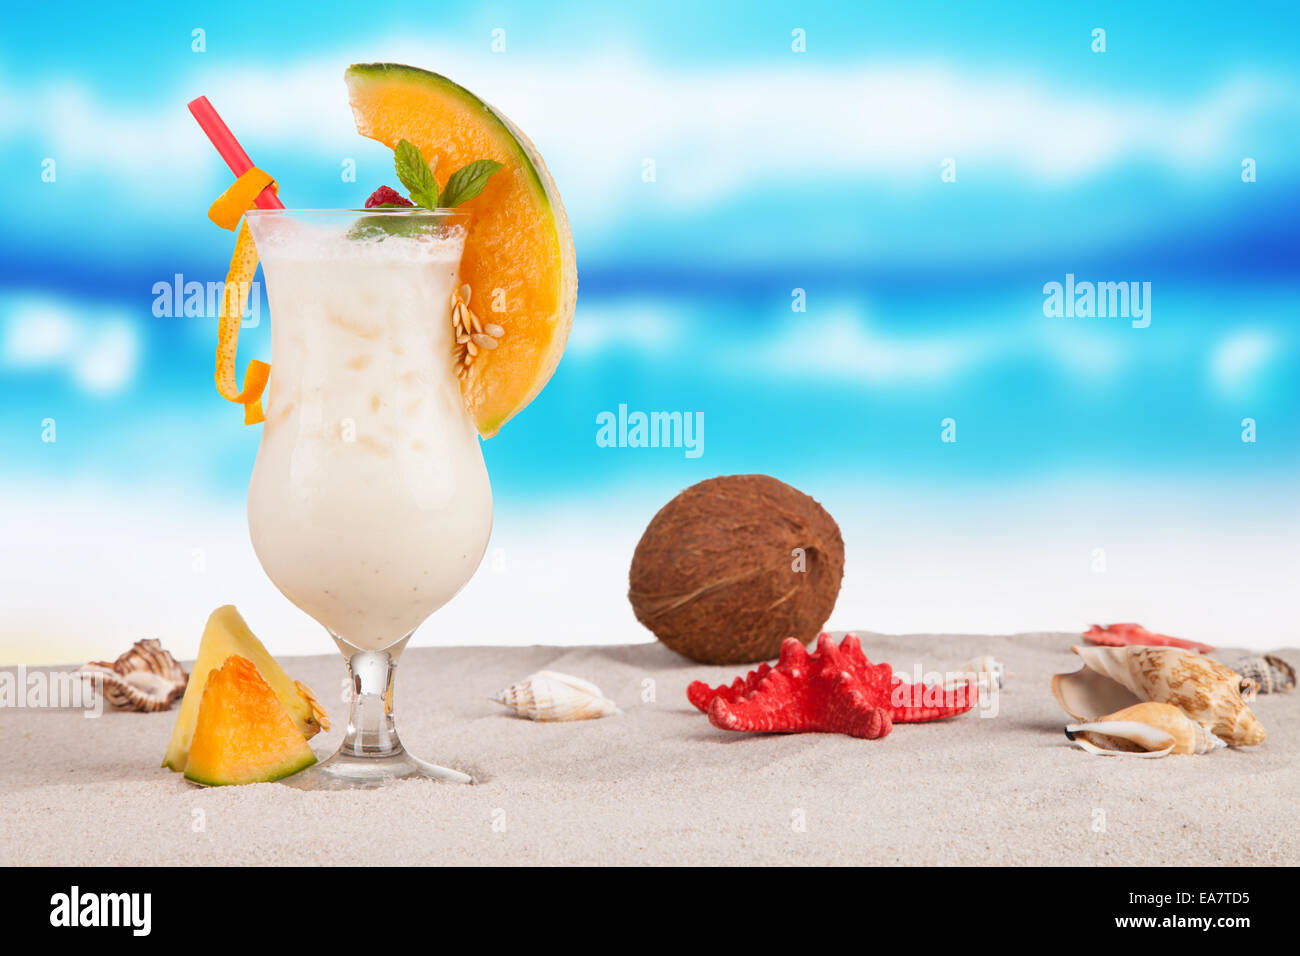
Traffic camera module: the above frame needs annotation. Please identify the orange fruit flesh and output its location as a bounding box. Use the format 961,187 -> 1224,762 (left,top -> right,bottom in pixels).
183,655 -> 317,786
346,63 -> 576,436
163,605 -> 325,772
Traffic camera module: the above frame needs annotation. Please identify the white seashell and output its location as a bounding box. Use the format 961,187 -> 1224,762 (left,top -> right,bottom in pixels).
78,639 -> 188,712
492,670 -> 619,722
942,655 -> 1005,692
1051,645 -> 1265,747
531,670 -> 605,698
1066,721 -> 1175,758
1065,701 -> 1227,757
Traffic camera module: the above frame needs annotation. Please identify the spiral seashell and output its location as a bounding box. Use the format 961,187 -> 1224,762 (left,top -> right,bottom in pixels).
942,655 -> 1005,692
1065,701 -> 1227,757
1051,645 -> 1264,747
78,639 -> 188,712
1227,655 -> 1295,695
492,670 -> 619,722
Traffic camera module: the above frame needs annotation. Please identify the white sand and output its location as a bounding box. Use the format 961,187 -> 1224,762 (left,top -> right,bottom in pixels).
2,632 -> 1296,866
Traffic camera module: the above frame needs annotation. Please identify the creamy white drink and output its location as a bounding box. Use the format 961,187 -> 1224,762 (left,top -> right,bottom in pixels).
245,212 -> 492,653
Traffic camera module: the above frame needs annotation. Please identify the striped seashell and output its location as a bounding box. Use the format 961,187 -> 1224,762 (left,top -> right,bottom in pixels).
78,639 -> 188,712
1052,645 -> 1265,747
492,670 -> 619,722
1227,655 -> 1295,695
1065,701 -> 1227,757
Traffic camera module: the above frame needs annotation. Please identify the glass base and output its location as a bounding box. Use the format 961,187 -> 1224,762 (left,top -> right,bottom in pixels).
283,747 -> 472,790
278,647 -> 472,790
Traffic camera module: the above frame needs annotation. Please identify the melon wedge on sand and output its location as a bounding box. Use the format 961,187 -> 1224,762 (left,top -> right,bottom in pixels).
345,62 -> 577,437
163,606 -> 327,771
183,655 -> 317,786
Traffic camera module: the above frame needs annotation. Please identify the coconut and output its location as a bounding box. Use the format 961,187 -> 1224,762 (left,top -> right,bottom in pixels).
628,475 -> 845,665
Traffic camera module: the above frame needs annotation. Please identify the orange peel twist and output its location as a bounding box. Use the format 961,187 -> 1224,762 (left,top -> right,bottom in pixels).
208,168 -> 276,425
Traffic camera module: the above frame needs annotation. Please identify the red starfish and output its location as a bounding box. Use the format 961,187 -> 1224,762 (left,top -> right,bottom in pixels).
686,633 -> 977,739
1083,622 -> 1213,655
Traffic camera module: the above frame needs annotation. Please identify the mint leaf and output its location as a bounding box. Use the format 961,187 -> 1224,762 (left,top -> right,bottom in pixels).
394,139 -> 440,210
410,187 -> 440,210
388,141 -> 502,210
347,215 -> 432,240
440,159 -> 503,208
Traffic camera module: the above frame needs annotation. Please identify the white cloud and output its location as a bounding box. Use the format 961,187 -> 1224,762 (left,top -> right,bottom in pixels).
725,307 -> 989,385
0,42 -> 1292,225
1210,329 -> 1278,397
567,300 -> 677,355
717,297 -> 1145,389
2,296 -> 141,394
2,300 -> 76,362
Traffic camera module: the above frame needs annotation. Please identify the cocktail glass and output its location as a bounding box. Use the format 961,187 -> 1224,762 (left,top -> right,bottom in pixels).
243,209 -> 492,790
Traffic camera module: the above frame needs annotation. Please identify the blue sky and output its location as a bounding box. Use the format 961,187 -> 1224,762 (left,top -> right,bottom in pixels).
3,0 -> 1296,472
3,1 -> 1299,280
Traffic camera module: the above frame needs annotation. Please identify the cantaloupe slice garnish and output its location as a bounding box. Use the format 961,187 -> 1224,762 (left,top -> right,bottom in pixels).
345,62 -> 577,437
184,655 -> 317,786
163,606 -> 328,771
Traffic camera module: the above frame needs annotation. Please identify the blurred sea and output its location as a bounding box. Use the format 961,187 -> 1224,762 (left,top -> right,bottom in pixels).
3,270 -> 1297,663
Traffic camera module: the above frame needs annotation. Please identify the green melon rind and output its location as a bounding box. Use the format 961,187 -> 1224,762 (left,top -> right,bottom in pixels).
183,747 -> 316,788
344,62 -> 577,437
344,63 -> 548,201
162,606 -> 319,771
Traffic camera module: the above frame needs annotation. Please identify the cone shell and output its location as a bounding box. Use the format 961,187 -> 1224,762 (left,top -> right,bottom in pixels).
1065,701 -> 1227,757
1229,655 -> 1295,695
492,670 -> 619,722
1052,645 -> 1265,747
78,639 -> 188,712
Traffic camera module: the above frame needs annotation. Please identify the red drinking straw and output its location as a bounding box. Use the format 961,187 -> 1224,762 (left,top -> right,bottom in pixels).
187,95 -> 285,209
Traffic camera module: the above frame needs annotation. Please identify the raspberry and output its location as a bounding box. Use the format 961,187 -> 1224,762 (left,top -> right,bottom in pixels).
364,186 -> 414,208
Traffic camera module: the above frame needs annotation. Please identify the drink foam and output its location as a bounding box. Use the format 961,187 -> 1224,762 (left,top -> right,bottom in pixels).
248,215 -> 466,263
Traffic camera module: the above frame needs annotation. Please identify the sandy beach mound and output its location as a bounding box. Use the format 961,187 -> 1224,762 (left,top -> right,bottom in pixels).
2,631 -> 1296,866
